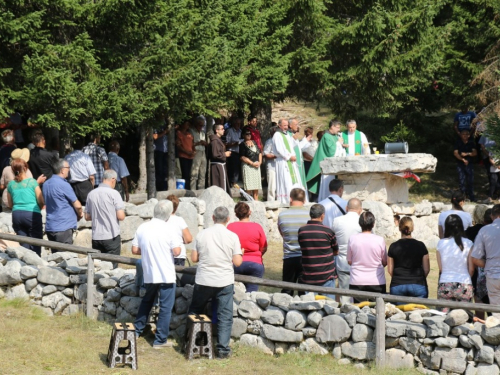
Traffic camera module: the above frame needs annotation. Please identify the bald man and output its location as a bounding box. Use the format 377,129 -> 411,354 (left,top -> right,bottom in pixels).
331,198 -> 363,304
108,141 -> 130,202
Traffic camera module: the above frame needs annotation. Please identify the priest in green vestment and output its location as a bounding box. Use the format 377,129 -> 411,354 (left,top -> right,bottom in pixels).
341,120 -> 370,156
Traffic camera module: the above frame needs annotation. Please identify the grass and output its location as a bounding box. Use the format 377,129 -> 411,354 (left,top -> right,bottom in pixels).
0,298 -> 420,375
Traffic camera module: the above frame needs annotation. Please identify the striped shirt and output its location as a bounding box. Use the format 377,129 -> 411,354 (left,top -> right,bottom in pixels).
278,206 -> 310,259
298,221 -> 338,285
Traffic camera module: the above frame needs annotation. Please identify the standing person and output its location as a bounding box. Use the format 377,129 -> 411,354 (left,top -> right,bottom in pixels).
188,207 -> 243,359
436,215 -> 474,310
454,106 -> 477,137
438,191 -> 472,238
388,217 -> 430,298
133,201 -> 182,349
209,124 -> 231,194
288,118 -> 312,188
43,160 -> 83,245
341,120 -> 371,156
65,141 -> 96,206
263,127 -> 277,201
85,170 -> 125,261
166,194 -> 193,266
243,116 -> 263,152
306,120 -> 346,202
0,129 -> 16,170
272,119 -> 307,204
225,118 -> 242,187
108,141 -> 130,202
478,133 -> 495,199
240,129 -> 262,201
472,204 -> 500,317
153,126 -> 169,192
277,188 -> 310,295
332,198 -> 363,304
454,129 -> 477,202
318,179 -> 348,229
227,202 -> 268,292
347,211 -> 387,302
176,120 -> 195,191
82,134 -> 109,187
6,158 -> 44,255
29,132 -> 58,181
190,117 -> 207,190
302,128 -> 322,177
298,204 -> 338,299
487,146 -> 500,204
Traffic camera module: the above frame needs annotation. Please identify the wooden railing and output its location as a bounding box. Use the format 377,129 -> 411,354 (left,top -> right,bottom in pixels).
2,232 -> 499,368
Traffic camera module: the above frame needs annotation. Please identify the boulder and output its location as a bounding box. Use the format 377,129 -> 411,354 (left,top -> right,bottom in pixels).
6,246 -> 26,259
231,318 -> 248,338
125,202 -> 155,218
75,284 -> 104,306
357,313 -> 376,328
179,197 -> 206,215
239,334 -> 274,355
174,297 -> 189,315
307,310 -> 325,328
254,292 -> 271,309
247,320 -> 263,335
119,296 -> 142,315
299,338 -> 329,355
5,283 -> 28,300
73,229 -> 92,248
391,203 -> 415,215
316,315 -> 352,343
120,216 -> 145,241
362,200 -> 396,238
261,324 -> 303,343
102,300 -> 117,315
423,316 -> 450,338
42,285 -> 58,295
288,300 -> 325,311
302,327 -> 317,337
25,278 -> 38,292
175,201 -> 199,249
199,186 -> 236,228
106,289 -> 121,302
445,309 -> 469,327
261,306 -> 286,325
22,250 -> 47,267
271,293 -> 293,311
98,278 -> 118,289
477,364 -> 500,375
37,267 -> 70,286
385,348 -> 414,369
341,341 -> 376,360
247,201 -> 269,233
284,310 -> 307,331
481,325 -> 500,345
475,345 -> 495,364
435,337 -> 458,348
436,347 -> 468,373
41,291 -> 71,314
238,300 -> 262,320
452,324 -> 471,336
351,324 -> 374,342
0,260 -> 22,285
399,337 -> 421,355
414,200 -> 433,216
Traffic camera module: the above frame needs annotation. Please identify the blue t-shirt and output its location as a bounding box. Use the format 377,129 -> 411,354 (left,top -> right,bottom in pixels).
108,152 -> 130,182
42,175 -> 78,232
454,111 -> 477,132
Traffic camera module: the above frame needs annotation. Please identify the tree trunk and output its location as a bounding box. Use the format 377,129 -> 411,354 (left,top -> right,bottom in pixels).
136,124 -> 147,193
250,99 -> 273,140
146,127 -> 156,199
167,117 -> 176,190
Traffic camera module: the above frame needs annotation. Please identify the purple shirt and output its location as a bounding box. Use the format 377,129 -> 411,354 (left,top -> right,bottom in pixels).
347,233 -> 387,286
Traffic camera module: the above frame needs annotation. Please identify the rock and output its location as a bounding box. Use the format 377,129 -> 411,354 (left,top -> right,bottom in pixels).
302,327 -> 317,337
415,201 -> 433,216
299,338 -> 328,355
388,310 -> 407,321
353,363 -> 365,370
125,202 -> 155,218
435,337 -> 458,348
452,324 -> 472,336
199,186 -> 236,228
5,283 -> 28,299
352,324 -> 374,342
475,346 -> 495,364
62,288 -> 73,297
436,347 -> 468,373
338,358 -> 351,365
362,200 -> 396,237
465,363 -> 477,375
284,310 -> 307,331
410,312 -> 424,323
340,303 -> 361,314
22,250 -> 46,267
445,309 -> 470,327
247,320 -> 263,335
29,284 -> 43,299
316,315 -> 352,343
6,246 -> 26,259
481,325 -> 500,345
181,284 -> 194,300
486,316 -> 500,328
0,260 -> 22,285
106,289 -> 121,302
254,292 -> 271,309
75,284 -> 104,306
399,337 -> 421,355
357,313 -> 376,328
391,203 -> 415,215
37,266 -> 70,286
274,342 -> 288,355
307,310 -> 325,328
386,321 -> 408,337
120,216 -> 145,241
62,304 -> 82,316
261,324 -> 303,343
25,278 -> 38,292
261,306 -> 286,325
19,265 -> 38,279
48,252 -> 77,263
423,316 -> 450,338
174,297 -> 189,315
238,300 -> 262,320
179,197 -> 206,214
386,337 -> 399,348
69,274 -> 87,284
385,348 -> 414,368
332,343 -> 342,359
432,202 -> 444,212
344,312 -> 358,327
121,283 -> 138,297
98,278 -> 118,289
323,302 -> 340,315
175,202 -> 199,249
469,334 -> 484,350
459,335 -> 472,348
41,291 -> 71,314
245,201 -> 269,234
102,300 -> 117,315
0,252 -> 10,265
73,229 -> 92,248
476,363 -> 500,375
42,284 -> 58,295
239,334 -> 274,355
271,293 -> 293,311
231,318 -> 247,338
119,296 -> 142,315
115,306 -> 134,322
341,341 -> 376,360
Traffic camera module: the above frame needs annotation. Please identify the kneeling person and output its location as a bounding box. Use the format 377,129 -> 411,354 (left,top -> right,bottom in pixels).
133,200 -> 182,349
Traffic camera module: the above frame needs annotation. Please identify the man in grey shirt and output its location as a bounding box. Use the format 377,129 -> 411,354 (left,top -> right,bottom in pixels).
472,204 -> 500,316
85,169 -> 125,263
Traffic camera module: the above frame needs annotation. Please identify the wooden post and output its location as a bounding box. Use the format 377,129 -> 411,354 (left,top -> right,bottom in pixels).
86,254 -> 95,318
375,297 -> 386,368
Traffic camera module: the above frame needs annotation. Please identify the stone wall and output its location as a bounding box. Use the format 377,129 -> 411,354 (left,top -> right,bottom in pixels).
1,249 -> 499,375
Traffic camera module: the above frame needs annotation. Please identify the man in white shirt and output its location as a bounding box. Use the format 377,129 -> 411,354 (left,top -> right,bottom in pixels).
188,206 -> 242,359
341,120 -> 371,156
319,179 -> 348,229
65,140 -> 96,205
264,127 -> 277,201
332,198 -> 363,304
133,201 -> 182,349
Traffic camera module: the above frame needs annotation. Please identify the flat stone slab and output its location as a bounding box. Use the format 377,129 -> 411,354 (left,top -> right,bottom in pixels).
320,153 -> 437,174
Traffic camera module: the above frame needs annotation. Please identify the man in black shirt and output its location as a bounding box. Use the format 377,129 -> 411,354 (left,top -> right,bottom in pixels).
454,129 -> 477,202
298,204 -> 338,299
29,132 -> 58,181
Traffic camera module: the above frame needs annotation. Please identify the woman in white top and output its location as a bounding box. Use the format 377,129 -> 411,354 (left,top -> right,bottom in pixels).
438,190 -> 472,238
166,195 -> 193,266
436,214 -> 475,310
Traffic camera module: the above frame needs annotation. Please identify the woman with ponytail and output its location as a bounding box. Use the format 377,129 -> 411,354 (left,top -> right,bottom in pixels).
438,190 -> 472,238
388,217 -> 430,298
436,214 -> 475,309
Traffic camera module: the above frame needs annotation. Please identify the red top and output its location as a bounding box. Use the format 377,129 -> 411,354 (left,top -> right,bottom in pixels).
227,221 -> 267,265
244,126 -> 263,151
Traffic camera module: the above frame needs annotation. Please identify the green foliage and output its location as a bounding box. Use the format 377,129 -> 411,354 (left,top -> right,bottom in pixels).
485,114 -> 500,159
380,120 -> 418,144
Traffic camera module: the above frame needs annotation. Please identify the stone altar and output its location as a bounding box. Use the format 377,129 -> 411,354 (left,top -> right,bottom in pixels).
320,153 -> 437,204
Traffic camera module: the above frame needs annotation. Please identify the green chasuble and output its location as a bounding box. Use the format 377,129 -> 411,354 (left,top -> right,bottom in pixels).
288,131 -> 307,187
306,132 -> 337,194
341,130 -> 362,155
